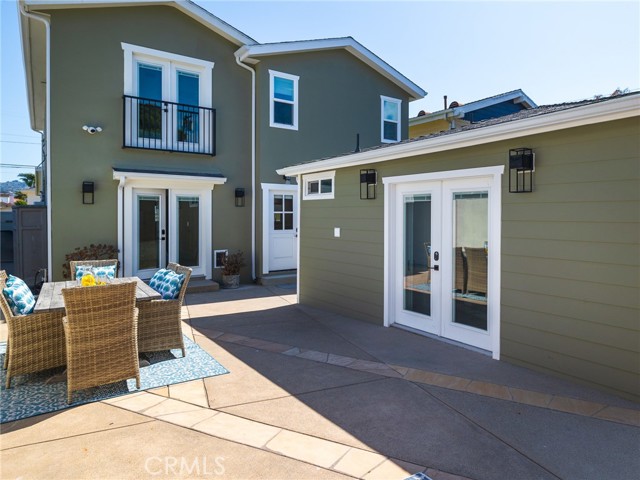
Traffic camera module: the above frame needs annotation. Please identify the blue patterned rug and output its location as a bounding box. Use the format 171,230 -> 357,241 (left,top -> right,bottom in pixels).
0,336 -> 228,424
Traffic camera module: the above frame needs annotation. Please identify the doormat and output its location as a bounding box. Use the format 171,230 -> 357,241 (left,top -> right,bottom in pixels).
0,336 -> 228,424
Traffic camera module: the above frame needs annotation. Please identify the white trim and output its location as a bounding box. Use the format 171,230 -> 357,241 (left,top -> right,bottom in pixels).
121,42 -> 215,75
383,166 -> 504,185
302,171 -> 335,200
381,95 -> 401,143
261,183 -> 298,275
269,70 -> 299,130
112,170 -> 226,186
238,37 -> 426,101
278,94 -> 640,177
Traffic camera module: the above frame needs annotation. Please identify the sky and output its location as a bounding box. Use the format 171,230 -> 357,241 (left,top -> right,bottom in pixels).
1,0 -> 639,182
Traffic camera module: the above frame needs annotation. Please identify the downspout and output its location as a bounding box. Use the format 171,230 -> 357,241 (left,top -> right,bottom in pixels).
19,3 -> 51,280
234,50 -> 256,281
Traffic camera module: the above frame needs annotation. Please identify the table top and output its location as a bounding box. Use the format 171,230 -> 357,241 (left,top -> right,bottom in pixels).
34,277 -> 161,313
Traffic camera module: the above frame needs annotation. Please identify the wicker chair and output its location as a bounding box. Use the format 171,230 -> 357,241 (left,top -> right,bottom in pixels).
62,281 -> 139,403
70,259 -> 120,280
454,247 -> 468,293
137,263 -> 192,357
1,270 -> 66,388
465,247 -> 488,295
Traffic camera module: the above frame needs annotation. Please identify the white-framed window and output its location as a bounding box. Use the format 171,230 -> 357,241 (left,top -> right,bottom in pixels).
381,95 -> 401,143
303,171 -> 335,200
269,70 -> 299,130
122,43 -> 214,153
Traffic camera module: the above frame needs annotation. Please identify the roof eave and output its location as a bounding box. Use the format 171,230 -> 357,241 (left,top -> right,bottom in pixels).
278,94 -> 640,177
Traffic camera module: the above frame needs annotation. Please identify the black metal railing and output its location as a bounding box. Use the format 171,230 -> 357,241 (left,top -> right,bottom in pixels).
123,95 -> 216,156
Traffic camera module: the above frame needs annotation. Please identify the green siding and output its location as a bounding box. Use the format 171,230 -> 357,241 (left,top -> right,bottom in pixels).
299,117 -> 640,400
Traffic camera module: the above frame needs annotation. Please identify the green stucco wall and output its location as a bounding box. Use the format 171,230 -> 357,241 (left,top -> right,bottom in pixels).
298,117 -> 640,400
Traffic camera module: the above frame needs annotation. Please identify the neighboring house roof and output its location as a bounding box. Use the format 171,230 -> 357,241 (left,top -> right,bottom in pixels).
278,92 -> 640,176
19,0 -> 426,130
410,89 -> 537,127
236,38 -> 426,101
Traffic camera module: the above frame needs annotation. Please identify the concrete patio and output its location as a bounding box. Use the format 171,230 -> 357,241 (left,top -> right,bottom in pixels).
1,284 -> 639,479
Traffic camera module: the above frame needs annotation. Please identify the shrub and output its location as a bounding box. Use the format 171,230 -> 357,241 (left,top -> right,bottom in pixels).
62,243 -> 119,279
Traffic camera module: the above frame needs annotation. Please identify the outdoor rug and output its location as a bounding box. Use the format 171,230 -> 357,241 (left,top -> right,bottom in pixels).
0,336 -> 229,424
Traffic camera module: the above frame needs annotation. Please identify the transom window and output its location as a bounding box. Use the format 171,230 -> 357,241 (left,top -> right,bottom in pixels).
269,70 -> 299,130
303,171 -> 335,200
381,95 -> 401,143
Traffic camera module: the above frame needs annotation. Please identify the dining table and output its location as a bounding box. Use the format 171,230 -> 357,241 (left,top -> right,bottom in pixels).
34,276 -> 161,313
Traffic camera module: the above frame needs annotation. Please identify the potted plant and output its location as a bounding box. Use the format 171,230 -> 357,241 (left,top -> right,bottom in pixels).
221,251 -> 245,289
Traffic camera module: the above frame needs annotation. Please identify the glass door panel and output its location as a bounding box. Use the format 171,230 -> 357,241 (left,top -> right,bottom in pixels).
452,192 -> 488,331
137,63 -> 164,143
176,71 -> 200,146
403,194 -> 432,317
137,194 -> 162,271
177,196 -> 199,267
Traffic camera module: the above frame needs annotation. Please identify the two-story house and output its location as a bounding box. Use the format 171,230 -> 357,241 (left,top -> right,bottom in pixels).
18,0 -> 426,282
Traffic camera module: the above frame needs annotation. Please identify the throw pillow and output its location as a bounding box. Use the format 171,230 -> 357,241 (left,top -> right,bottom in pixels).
93,265 -> 116,279
158,270 -> 185,300
149,268 -> 171,293
2,275 -> 36,316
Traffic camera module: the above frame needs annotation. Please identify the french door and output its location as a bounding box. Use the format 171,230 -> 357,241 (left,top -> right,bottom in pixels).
392,175 -> 498,353
133,189 -> 166,279
269,190 -> 298,271
132,189 -> 206,279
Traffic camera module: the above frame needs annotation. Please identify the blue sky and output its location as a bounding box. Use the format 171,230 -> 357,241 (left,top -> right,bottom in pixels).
1,0 -> 639,181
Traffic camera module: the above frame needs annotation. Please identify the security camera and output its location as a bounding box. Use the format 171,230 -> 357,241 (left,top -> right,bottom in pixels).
82,125 -> 103,135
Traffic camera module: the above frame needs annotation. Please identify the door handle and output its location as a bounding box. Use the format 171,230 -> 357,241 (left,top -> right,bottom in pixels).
428,265 -> 439,271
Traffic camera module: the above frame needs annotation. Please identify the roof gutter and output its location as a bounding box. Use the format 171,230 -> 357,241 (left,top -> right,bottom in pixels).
234,49 -> 257,281
19,1 -> 52,281
278,94 -> 640,177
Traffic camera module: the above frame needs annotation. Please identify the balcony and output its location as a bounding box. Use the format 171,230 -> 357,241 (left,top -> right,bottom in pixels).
123,95 -> 216,156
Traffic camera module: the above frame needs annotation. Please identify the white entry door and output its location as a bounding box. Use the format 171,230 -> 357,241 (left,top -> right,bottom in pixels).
133,189 -> 167,279
268,190 -> 298,271
392,175 -> 498,353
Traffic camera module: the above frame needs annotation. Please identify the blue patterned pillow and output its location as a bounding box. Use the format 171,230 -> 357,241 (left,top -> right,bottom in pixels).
149,268 -> 171,293
157,270 -> 185,300
2,275 -> 36,316
93,265 -> 116,279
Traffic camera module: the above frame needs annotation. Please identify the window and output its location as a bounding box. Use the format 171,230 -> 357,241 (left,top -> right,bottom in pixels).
269,70 -> 299,130
122,43 -> 214,154
303,171 -> 335,200
381,96 -> 401,143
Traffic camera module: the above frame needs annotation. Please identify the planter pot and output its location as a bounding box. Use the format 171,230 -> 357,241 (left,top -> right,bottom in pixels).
221,274 -> 240,289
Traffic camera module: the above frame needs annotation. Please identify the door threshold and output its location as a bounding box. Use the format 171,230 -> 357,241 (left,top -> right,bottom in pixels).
391,323 -> 492,357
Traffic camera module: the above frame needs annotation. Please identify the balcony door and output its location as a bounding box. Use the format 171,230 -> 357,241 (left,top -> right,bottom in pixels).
122,43 -> 214,154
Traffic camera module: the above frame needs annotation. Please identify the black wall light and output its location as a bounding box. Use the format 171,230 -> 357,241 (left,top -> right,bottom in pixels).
82,181 -> 95,204
360,169 -> 377,199
509,148 -> 535,193
235,188 -> 245,207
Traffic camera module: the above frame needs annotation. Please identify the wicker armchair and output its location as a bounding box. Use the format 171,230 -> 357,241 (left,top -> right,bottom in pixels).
137,263 -> 192,357
70,259 -> 120,280
465,247 -> 488,295
1,270 -> 66,388
62,281 -> 139,403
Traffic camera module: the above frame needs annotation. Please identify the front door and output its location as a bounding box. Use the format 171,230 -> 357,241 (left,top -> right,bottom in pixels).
394,176 -> 495,352
133,189 -> 166,279
269,190 -> 298,271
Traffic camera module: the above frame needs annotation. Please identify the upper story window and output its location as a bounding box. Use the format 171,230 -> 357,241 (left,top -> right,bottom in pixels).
269,70 -> 299,130
381,95 -> 401,143
122,43 -> 216,155
303,171 -> 335,200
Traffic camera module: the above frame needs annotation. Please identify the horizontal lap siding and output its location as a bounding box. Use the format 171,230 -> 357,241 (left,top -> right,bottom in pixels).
500,119 -> 640,400
299,176 -> 384,324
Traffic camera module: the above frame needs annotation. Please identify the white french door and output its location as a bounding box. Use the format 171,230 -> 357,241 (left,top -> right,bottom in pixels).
269,190 -> 298,271
388,169 -> 501,355
133,189 -> 167,279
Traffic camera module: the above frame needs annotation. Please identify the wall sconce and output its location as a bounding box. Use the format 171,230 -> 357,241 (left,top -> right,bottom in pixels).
360,169 -> 377,199
509,148 -> 535,193
82,181 -> 95,204
235,188 -> 245,207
